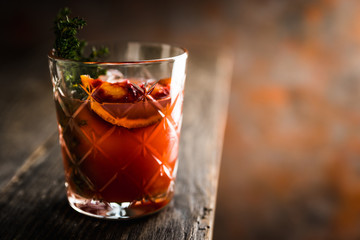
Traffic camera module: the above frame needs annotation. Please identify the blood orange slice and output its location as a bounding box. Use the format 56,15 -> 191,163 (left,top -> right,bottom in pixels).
80,75 -> 171,128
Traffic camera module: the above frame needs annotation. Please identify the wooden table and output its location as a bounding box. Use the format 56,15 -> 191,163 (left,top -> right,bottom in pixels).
0,47 -> 232,239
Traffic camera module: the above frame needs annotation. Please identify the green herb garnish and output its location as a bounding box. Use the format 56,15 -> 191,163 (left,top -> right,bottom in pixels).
53,7 -> 109,99
54,7 -> 109,61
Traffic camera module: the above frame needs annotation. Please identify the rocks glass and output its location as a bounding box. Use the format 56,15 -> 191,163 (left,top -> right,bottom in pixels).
48,42 -> 187,219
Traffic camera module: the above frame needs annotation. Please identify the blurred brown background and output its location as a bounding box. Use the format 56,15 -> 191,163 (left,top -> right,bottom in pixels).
2,0 -> 360,239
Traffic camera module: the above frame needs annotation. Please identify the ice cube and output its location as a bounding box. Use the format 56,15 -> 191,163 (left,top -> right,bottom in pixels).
99,69 -> 124,83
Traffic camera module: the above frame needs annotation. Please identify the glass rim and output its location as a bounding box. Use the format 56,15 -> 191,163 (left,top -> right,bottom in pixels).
48,42 -> 188,65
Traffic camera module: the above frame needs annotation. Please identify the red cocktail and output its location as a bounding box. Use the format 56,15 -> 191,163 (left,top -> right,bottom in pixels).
49,42 -> 187,219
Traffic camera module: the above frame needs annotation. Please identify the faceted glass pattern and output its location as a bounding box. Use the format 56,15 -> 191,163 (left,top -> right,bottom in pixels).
49,42 -> 187,219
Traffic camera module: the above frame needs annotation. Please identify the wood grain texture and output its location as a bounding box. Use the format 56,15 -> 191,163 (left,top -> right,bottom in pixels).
0,51 -> 57,189
0,48 -> 232,240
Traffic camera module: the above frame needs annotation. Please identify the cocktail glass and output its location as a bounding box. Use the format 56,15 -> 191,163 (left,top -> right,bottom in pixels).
48,42 -> 187,219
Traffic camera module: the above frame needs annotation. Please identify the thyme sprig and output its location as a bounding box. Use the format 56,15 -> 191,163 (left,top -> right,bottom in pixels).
53,7 -> 109,61
53,7 -> 109,99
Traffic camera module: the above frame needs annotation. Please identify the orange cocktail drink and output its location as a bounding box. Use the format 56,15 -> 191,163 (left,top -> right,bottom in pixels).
49,42 -> 187,219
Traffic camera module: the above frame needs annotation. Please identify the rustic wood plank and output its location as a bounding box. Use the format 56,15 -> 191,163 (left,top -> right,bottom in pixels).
0,51 -> 57,189
0,48 -> 232,240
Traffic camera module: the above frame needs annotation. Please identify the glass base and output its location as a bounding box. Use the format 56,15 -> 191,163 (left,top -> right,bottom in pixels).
67,190 -> 172,219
